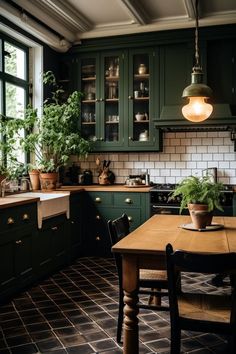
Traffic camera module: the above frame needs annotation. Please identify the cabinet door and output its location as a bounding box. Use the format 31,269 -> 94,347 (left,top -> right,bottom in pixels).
80,54 -> 98,142
99,51 -> 124,149
207,39 -> 236,112
69,193 -> 83,260
127,48 -> 161,150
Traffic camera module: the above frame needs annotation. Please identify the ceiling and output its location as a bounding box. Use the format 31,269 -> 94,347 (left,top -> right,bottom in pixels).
1,0 -> 236,52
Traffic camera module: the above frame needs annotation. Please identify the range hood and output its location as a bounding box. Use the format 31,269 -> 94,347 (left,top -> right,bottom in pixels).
154,104 -> 236,132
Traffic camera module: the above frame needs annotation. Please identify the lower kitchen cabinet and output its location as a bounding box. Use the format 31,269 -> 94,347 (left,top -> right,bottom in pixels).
0,202 -> 38,302
83,191 -> 150,257
69,192 -> 84,260
34,214 -> 70,277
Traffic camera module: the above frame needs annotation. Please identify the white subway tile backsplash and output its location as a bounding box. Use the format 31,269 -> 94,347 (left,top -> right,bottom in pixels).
76,131 -> 236,184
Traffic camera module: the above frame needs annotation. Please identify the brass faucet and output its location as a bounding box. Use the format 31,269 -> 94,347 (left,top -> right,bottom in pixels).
0,178 -> 11,198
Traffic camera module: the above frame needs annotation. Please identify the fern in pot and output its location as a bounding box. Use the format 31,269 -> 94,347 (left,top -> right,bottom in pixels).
169,175 -> 224,229
19,71 -> 91,190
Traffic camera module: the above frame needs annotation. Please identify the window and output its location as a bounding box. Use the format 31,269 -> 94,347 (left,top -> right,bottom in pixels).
0,34 -> 29,169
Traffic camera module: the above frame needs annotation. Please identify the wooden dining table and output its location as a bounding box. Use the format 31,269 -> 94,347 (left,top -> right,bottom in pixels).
112,214 -> 236,354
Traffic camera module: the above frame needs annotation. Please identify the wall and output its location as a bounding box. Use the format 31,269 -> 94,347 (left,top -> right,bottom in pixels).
73,131 -> 236,186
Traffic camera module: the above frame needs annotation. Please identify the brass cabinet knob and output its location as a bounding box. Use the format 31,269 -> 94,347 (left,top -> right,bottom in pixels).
128,136 -> 133,141
128,216 -> 133,222
71,220 -> 75,224
51,226 -> 58,231
95,98 -> 99,102
96,215 -> 101,220
125,198 -> 132,204
128,95 -> 133,100
95,236 -> 101,241
95,197 -> 101,203
22,213 -> 30,221
15,240 -> 22,245
7,217 -> 15,225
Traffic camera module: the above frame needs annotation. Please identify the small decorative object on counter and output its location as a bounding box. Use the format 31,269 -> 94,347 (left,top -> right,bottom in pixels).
82,170 -> 93,185
98,160 -> 115,185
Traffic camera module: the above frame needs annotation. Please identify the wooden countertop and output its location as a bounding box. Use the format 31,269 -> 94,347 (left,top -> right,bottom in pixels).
0,196 -> 40,209
59,184 -> 151,192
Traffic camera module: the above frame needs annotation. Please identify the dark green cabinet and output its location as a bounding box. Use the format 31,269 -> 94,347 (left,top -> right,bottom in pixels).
35,214 -> 69,277
69,192 -> 83,260
0,203 -> 37,301
207,39 -> 236,115
78,48 -> 162,151
83,191 -> 150,257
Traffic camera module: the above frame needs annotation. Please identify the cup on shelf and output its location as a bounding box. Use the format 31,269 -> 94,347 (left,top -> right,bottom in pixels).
135,113 -> 145,121
134,91 -> 139,98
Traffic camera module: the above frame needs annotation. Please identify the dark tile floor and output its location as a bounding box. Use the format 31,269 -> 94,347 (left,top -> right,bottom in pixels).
0,257 -> 231,354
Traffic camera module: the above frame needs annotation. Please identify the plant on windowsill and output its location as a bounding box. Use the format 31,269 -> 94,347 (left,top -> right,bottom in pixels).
16,71 -> 91,190
169,175 -> 224,230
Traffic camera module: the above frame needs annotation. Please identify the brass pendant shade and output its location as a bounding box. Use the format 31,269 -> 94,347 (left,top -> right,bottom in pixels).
182,0 -> 213,123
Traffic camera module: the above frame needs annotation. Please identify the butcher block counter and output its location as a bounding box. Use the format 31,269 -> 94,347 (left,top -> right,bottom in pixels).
59,184 -> 152,192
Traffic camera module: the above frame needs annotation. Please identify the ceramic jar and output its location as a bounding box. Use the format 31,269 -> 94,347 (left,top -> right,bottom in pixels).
138,63 -> 147,75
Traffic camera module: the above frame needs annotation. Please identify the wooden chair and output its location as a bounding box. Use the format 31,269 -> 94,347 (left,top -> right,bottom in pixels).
108,214 -> 169,343
166,243 -> 236,354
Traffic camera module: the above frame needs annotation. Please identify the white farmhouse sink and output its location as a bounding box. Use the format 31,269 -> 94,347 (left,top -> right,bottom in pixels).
7,192 -> 70,228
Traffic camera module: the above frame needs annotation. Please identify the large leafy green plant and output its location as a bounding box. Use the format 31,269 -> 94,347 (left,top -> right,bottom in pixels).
169,175 -> 224,213
19,71 -> 91,172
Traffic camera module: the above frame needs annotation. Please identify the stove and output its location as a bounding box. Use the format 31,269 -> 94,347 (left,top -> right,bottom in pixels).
150,184 -> 234,216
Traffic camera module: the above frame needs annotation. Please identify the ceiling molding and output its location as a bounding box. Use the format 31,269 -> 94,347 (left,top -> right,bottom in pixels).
0,0 -> 71,52
120,0 -> 149,25
39,0 -> 93,32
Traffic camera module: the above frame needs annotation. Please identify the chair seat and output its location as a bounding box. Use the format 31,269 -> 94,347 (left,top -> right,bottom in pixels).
140,269 -> 167,281
179,293 -> 231,323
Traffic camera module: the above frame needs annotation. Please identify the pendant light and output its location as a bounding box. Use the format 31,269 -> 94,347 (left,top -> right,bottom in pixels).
182,0 -> 213,122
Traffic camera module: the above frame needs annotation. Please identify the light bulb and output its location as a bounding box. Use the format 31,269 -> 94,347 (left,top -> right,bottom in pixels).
182,97 -> 213,122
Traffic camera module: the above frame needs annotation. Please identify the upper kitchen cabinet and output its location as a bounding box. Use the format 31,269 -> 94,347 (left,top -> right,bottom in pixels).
78,51 -> 124,150
126,48 -> 160,150
77,48 -> 162,152
207,38 -> 236,116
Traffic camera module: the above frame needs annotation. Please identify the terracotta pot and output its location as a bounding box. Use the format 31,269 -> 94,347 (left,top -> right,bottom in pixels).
39,172 -> 58,191
188,203 -> 213,229
29,170 -> 40,191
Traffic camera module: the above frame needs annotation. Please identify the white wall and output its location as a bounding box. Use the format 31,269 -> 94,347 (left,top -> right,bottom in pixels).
74,131 -> 236,185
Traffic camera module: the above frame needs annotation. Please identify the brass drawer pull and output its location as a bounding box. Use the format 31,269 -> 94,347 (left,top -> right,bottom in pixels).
95,197 -> 101,203
7,217 -> 15,225
125,198 -> 132,204
15,240 -> 22,245
51,226 -> 58,231
22,213 -> 30,221
71,220 -> 75,224
128,216 -> 133,222
96,215 -> 101,220
95,236 -> 101,241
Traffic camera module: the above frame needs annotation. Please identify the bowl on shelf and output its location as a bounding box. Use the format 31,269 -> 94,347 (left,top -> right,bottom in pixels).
135,113 -> 145,121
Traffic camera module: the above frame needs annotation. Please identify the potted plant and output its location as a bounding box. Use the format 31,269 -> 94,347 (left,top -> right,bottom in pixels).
17,71 -> 91,190
169,175 -> 224,229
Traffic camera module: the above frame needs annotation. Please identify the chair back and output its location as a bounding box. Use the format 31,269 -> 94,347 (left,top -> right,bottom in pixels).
108,214 -> 130,279
166,243 -> 236,326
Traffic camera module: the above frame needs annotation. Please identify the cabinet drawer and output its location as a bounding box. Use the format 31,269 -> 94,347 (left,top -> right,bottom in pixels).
89,192 -> 113,206
0,203 -> 37,232
114,193 -> 141,207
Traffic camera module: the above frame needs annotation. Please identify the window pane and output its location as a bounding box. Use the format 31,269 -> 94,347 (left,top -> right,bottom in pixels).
4,42 -> 26,80
5,83 -> 25,119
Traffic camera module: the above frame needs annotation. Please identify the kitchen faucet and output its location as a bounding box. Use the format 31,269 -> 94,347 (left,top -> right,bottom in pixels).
0,177 -> 11,198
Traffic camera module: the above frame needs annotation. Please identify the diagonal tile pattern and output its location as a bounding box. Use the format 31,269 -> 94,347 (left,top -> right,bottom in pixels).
0,257 -> 231,353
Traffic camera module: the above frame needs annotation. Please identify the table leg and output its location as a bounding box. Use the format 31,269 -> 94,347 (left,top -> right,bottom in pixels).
122,254 -> 139,354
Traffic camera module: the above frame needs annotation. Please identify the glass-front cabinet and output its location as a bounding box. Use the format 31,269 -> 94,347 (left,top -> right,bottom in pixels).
79,51 -> 124,150
127,48 -> 157,149
78,48 -> 161,151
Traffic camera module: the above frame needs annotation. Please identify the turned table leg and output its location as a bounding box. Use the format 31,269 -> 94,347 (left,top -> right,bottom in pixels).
122,254 -> 139,354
